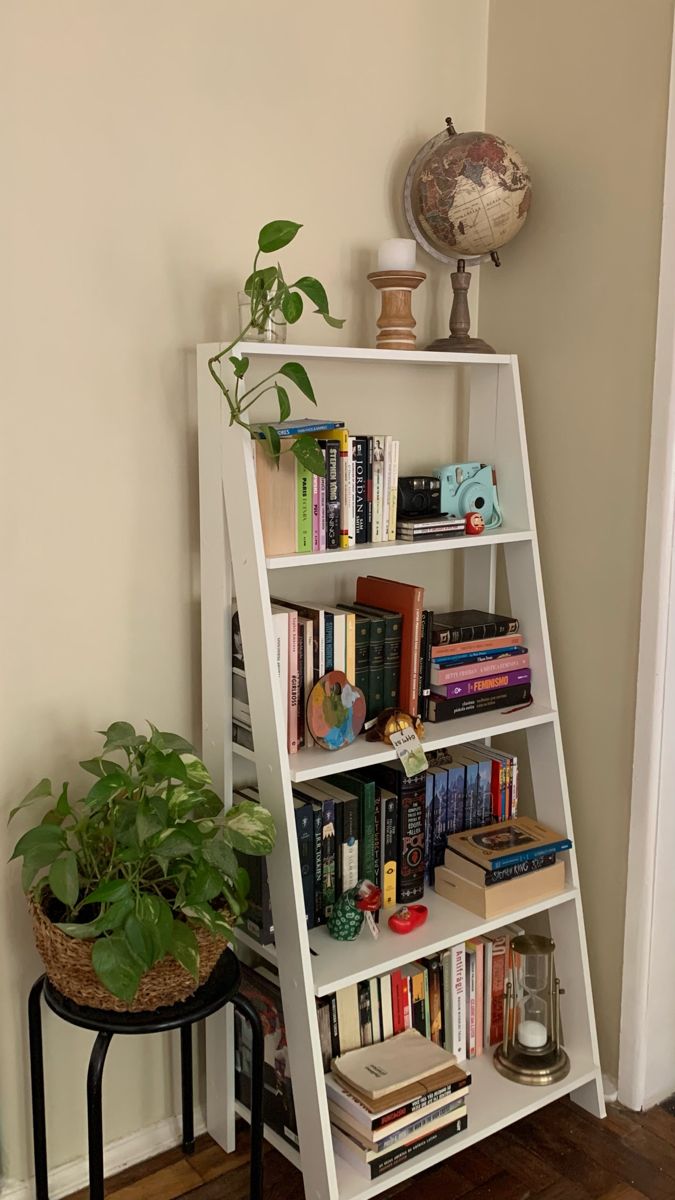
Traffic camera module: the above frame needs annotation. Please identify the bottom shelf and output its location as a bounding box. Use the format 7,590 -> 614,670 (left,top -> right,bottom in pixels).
237,1050 -> 600,1200
233,1099 -> 302,1169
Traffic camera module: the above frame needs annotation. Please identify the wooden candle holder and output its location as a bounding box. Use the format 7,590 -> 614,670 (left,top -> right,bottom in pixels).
367,269 -> 426,351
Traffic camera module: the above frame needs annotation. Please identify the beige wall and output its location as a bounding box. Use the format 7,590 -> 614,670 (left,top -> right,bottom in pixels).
2,0 -> 488,1185
481,0 -> 674,1077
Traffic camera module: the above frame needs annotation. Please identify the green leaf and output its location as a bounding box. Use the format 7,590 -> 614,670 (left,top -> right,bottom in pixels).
294,275 -> 329,314
228,355 -> 249,379
85,879 -> 131,905
148,727 -> 196,755
203,838 -> 239,879
99,721 -> 139,752
183,757 -> 212,789
223,800 -> 275,855
244,266 -> 277,297
322,313 -> 346,329
79,758 -> 105,778
235,866 -> 250,900
84,772 -> 130,806
291,435 -> 326,478
278,361 -> 316,404
49,852 -> 79,907
183,903 -> 233,940
124,914 -> 161,970
281,291 -> 303,324
275,384 -> 291,422
136,803 -> 164,844
257,220 -> 302,254
186,862 -> 224,904
144,749 -> 189,785
9,777 -> 53,822
10,824 -> 66,861
56,920 -> 100,939
55,783 -> 71,818
261,425 -> 281,465
171,920 -> 200,981
140,895 -> 174,956
95,896 -> 135,932
22,848 -> 59,891
154,829 -> 197,858
92,935 -> 144,1003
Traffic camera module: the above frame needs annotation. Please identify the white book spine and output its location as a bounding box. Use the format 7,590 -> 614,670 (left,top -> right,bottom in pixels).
511,755 -> 519,817
333,612 -> 346,674
483,939 -> 493,1048
271,611 -> 289,739
370,978 -> 382,1043
371,436 -> 385,542
380,975 -> 394,1040
450,942 -> 466,1061
466,950 -> 476,1059
381,435 -> 393,541
388,439 -> 399,542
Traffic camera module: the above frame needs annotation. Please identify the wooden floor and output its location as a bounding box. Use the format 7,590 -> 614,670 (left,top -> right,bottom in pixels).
66,1098 -> 675,1200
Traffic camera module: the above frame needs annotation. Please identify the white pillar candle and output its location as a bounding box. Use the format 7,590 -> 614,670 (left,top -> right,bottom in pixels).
377,238 -> 417,272
517,1019 -> 548,1049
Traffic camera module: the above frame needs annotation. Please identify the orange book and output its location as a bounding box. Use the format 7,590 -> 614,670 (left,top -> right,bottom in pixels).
355,576 -> 424,715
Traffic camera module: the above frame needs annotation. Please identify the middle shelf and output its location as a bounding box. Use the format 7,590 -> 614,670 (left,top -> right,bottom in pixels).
237,882 -> 578,998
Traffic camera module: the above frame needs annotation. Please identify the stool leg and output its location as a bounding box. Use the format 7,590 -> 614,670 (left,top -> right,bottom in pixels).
28,976 -> 48,1200
87,1032 -> 112,1200
232,994 -> 264,1200
180,1024 -> 195,1154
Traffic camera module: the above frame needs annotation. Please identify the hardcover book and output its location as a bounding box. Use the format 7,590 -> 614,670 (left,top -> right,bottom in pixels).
331,1028 -> 457,1100
373,762 -> 426,903
428,681 -> 531,722
432,609 -> 520,646
447,815 -> 572,870
356,577 -> 424,716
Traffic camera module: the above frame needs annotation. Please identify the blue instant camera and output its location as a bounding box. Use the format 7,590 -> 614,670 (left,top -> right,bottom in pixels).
434,462 -> 503,528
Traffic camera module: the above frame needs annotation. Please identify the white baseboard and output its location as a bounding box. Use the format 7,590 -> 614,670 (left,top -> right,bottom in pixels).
0,1108 -> 206,1200
602,1073 -> 619,1103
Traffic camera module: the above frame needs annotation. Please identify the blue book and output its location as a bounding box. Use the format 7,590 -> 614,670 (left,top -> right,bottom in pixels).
462,749 -> 493,827
430,767 -> 449,881
452,753 -> 478,830
491,839 -> 572,869
446,761 -> 466,834
252,418 -> 345,439
293,798 -> 315,927
432,646 -> 527,667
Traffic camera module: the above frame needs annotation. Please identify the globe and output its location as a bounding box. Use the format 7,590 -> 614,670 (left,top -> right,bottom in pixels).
404,119 -> 532,266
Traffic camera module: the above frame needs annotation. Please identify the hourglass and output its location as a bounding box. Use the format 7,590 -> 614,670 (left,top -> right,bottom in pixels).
493,933 -> 570,1085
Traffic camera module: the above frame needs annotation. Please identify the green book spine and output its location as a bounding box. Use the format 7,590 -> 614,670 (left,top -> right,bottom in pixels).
296,460 -> 312,553
366,614 -> 385,720
382,612 -> 402,707
339,771 -> 377,883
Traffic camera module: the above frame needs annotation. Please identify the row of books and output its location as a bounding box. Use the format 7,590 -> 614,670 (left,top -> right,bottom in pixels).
233,745 -> 521,942
327,1030 -> 469,1180
255,419 -> 400,557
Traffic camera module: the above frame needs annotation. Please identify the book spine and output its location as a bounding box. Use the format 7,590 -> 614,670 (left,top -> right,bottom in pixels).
361,784 -> 376,884
325,440 -> 341,550
466,946 -> 476,1058
353,614 -> 371,715
328,993 -> 340,1057
381,435 -> 393,541
372,437 -> 385,543
380,613 -> 401,708
489,935 -> 508,1045
333,799 -> 344,899
344,611 -> 356,686
318,452 -> 327,552
427,683 -> 532,722
464,761 -> 478,831
321,797 -> 337,916
341,795 -> 359,890
446,763 -> 465,835
376,1098 -> 465,1153
427,960 -> 443,1045
380,975 -> 394,1040
489,838 -> 572,870
438,669 -> 531,698
370,977 -> 382,1043
294,803 -> 315,928
432,769 -> 449,879
396,787 -> 426,903
367,1115 -> 468,1180
296,624 -> 305,750
253,420 -> 345,438
432,652 -> 530,684
476,759 -> 493,827
358,980 -> 373,1046
372,1075 -> 468,1130
367,616 -> 385,721
401,975 -> 412,1029
432,617 -> 520,646
380,792 -> 398,908
324,610 -> 334,672
451,942 -> 466,1060
424,771 -> 434,885
431,634 -> 524,661
296,460 -> 312,554
312,470 -> 320,553
511,754 -> 519,818
287,610 -> 299,755
312,803 -> 323,925
417,609 -> 428,718
390,970 -> 404,1034
483,939 -> 493,1050
489,758 -> 502,821
354,437 -> 367,544
388,439 -> 399,542
366,436 -> 373,541
347,436 -> 356,548
338,430 -> 350,550
472,941 -> 484,1055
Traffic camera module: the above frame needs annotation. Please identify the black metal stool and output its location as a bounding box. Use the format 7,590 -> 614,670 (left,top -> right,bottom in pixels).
28,950 -> 264,1200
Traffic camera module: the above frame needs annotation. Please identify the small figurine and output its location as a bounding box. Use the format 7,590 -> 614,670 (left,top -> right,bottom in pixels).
465,511 -> 485,536
365,708 -> 425,744
327,880 -> 382,941
388,904 -> 429,934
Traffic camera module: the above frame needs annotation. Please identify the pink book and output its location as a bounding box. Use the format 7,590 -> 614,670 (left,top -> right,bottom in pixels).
319,472 -> 326,552
465,946 -> 476,1058
470,939 -> 485,1056
431,652 -> 529,685
312,472 -> 320,553
431,634 -> 524,660
287,609 -> 299,754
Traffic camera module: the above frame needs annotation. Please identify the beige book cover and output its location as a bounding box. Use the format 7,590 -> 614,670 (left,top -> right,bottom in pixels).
255,440 -> 296,557
434,859 -> 566,919
332,1029 -> 456,1100
446,815 -> 570,870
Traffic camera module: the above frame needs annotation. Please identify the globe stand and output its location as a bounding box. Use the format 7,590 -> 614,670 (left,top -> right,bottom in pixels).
427,259 -> 495,354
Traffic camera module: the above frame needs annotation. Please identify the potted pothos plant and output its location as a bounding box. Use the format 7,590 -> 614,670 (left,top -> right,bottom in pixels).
208,219 -> 344,479
9,721 -> 275,1011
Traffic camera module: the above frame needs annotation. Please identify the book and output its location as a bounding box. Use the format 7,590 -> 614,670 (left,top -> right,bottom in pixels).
380,975 -> 394,1041
447,815 -> 572,870
293,798 -> 315,927
432,609 -> 520,646
336,984 -> 362,1054
387,438 -> 399,542
332,1112 -> 468,1179
467,938 -> 484,1056
425,956 -> 444,1046
428,681 -> 531,722
434,859 -> 567,918
287,608 -> 299,754
396,527 -> 466,543
486,928 -> 509,1045
313,778 -> 361,892
324,1065 -> 470,1132
327,1086 -> 468,1147
381,435 -> 393,541
324,438 -> 341,550
431,633 -> 524,660
429,766 -> 449,881
419,607 -> 433,721
451,750 -> 478,830
235,965 -> 298,1150
354,436 -> 368,544
356,576 -> 424,715
312,468 -> 320,553
379,787 -> 398,908
347,436 -> 356,548
465,943 -> 476,1058
445,847 -> 557,887
316,997 -> 334,1071
358,979 -> 373,1046
337,605 -> 370,710
446,942 -> 466,1061
298,617 -> 315,747
331,1028 -> 457,1100
332,1100 -> 467,1159
296,457 -> 312,553
459,746 -> 493,827
370,976 -> 382,1043
318,449 -> 327,552
431,651 -> 529,686
269,605 -> 290,742
251,418 -> 345,438
446,759 -> 466,835
271,598 -> 324,683
436,668 -> 531,698
346,603 -> 402,709
338,771 -> 377,884
366,436 -> 373,541
338,428 -> 351,550
372,762 -> 426,903
371,435 -> 385,543
232,789 -> 274,945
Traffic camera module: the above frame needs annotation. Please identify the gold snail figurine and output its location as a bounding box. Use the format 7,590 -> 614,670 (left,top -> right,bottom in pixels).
365,708 -> 425,744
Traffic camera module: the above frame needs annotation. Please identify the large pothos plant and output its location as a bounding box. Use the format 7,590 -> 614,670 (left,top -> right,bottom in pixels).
9,722 -> 275,1002
208,220 -> 344,478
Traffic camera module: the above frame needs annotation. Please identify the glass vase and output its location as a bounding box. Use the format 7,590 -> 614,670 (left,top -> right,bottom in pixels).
237,292 -> 287,344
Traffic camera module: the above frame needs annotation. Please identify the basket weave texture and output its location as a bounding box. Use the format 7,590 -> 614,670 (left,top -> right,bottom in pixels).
29,897 -> 228,1012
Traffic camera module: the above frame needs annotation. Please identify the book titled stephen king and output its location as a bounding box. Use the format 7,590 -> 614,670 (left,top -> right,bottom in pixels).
355,577 -> 424,716
445,847 -> 557,888
338,428 -> 351,550
437,668 -> 531,699
428,682 -> 531,723
432,610 -> 520,647
373,762 -> 426,903
354,436 -> 368,544
324,438 -> 341,550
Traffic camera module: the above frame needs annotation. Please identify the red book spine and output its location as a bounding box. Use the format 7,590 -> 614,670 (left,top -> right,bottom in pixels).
391,970 -> 404,1033
489,936 -> 508,1045
490,760 -> 502,821
401,976 -> 411,1029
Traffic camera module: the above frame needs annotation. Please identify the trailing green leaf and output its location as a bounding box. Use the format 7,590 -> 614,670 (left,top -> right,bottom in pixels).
276,384 -> 291,422
223,800 -> 275,855
49,852 -> 79,907
294,275 -> 329,314
291,435 -> 326,477
278,361 -> 316,404
9,778 -> 53,822
92,936 -> 144,1003
281,291 -> 303,324
171,920 -> 200,981
258,220 -> 302,254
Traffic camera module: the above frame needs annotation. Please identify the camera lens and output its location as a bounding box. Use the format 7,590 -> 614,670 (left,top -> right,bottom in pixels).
475,496 -> 485,509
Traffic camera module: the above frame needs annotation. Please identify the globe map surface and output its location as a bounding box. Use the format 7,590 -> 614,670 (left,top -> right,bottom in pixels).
405,128 -> 532,263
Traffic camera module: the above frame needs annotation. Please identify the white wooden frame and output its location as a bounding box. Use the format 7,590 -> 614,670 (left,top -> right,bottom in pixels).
197,343 -> 604,1200
618,24 -> 675,1112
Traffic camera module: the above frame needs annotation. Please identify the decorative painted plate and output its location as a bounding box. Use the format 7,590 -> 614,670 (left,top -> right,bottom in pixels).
306,670 -> 366,751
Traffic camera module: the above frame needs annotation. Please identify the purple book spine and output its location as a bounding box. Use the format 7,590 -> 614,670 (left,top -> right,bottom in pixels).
439,669 -> 531,699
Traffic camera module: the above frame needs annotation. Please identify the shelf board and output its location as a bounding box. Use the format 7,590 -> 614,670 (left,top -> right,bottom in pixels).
236,883 -> 577,998
232,701 -> 556,782
204,341 -> 513,366
333,1050 -> 599,1200
266,527 -> 533,570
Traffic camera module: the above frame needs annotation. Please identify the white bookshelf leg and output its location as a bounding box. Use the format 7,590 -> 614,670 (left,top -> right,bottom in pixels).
570,1076 -> 606,1119
205,1008 -> 237,1152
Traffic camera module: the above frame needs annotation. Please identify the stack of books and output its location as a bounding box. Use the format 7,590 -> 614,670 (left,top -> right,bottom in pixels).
428,610 -> 531,722
255,420 -> 400,556
435,816 -> 571,918
395,513 -> 466,542
327,1030 -> 470,1179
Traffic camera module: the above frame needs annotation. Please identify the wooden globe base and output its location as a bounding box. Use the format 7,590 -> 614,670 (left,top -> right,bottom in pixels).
426,334 -> 495,354
428,259 -> 495,355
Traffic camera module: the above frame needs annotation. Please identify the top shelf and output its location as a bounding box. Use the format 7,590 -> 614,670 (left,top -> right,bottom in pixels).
200,341 -> 514,367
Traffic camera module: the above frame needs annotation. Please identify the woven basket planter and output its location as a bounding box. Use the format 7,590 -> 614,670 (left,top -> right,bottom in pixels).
29,897 -> 228,1013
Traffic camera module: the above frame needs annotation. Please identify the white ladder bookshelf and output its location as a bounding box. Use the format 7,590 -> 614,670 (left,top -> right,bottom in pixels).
196,341 -> 605,1200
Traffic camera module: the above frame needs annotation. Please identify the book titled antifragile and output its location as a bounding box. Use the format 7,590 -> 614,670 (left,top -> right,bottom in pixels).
447,815 -> 571,871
